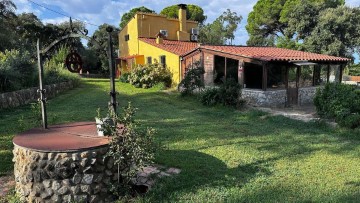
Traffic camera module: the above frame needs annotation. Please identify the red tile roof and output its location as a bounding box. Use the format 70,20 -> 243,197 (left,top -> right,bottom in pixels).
138,38 -> 350,62
201,45 -> 350,62
139,38 -> 198,56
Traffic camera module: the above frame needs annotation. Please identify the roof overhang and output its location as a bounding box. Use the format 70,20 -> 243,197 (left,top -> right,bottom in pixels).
290,60 -> 317,66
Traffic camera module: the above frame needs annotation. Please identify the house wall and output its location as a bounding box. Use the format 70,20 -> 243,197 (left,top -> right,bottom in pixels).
136,13 -> 198,41
138,40 -> 181,84
119,15 -> 139,57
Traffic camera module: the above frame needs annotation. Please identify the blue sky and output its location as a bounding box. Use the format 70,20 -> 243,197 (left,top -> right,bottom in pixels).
13,0 -> 360,62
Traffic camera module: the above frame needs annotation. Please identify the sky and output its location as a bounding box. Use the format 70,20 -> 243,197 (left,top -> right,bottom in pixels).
12,0 -> 360,62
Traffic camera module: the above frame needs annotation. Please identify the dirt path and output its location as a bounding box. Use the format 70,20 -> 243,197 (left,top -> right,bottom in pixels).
0,175 -> 15,197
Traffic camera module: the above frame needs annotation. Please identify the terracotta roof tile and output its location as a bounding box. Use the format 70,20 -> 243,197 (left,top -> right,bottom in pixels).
139,38 -> 198,56
201,46 -> 350,62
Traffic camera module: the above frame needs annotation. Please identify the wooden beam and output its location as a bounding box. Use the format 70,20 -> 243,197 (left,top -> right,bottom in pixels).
224,57 -> 227,81
327,64 -> 330,83
296,66 -> 300,89
312,65 -> 316,86
339,64 -> 343,83
262,63 -> 268,91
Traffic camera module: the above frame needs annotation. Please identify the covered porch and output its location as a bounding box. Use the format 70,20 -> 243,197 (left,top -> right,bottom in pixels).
183,46 -> 350,107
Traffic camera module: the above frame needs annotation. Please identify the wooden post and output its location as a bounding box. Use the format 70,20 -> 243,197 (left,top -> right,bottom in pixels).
297,66 -> 300,89
262,63 -> 268,91
339,64 -> 343,83
312,65 -> 315,86
238,60 -> 244,87
327,64 -> 330,83
224,57 -> 227,81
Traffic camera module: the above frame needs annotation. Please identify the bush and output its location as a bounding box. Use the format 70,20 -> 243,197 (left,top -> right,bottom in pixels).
43,46 -> 80,85
179,61 -> 205,96
314,83 -> 360,128
200,78 -> 244,108
129,63 -> 172,88
348,63 -> 360,76
200,88 -> 219,106
103,103 -> 155,196
119,72 -> 130,83
0,49 -> 37,92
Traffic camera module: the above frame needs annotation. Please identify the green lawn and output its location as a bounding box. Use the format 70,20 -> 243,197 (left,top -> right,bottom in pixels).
1,78 -> 360,202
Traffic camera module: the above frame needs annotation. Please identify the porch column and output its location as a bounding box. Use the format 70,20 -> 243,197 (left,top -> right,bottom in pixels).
339,64 -> 343,83
327,64 -> 330,83
238,60 -> 244,87
262,63 -> 268,91
224,57 -> 227,81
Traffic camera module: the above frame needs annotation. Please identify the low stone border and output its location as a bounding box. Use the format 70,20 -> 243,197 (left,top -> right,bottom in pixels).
0,80 -> 77,109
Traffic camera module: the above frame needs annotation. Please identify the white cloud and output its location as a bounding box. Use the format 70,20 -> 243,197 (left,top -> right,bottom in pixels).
42,16 -> 68,25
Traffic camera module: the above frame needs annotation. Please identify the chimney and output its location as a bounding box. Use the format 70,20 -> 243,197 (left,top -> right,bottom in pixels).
156,32 -> 164,44
178,4 -> 187,32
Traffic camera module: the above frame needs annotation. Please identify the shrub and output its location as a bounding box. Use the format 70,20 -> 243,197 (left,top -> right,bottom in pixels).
200,78 -> 244,108
179,61 -> 205,96
43,46 -> 80,85
129,63 -> 172,88
103,103 -> 155,196
200,88 -> 219,106
0,49 -> 37,92
119,72 -> 130,83
314,83 -> 360,128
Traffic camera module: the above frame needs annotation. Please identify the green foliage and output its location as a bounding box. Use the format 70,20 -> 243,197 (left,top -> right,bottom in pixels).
104,103 -> 155,196
302,6 -> 360,57
200,78 -> 243,108
160,4 -> 207,24
246,0 -> 346,49
129,62 -> 172,89
179,61 -> 205,96
87,23 -> 119,74
314,83 -> 360,128
43,46 -> 80,85
200,88 -> 220,106
348,63 -> 360,76
119,6 -> 155,29
199,9 -> 242,45
0,49 -> 36,92
119,72 -> 131,83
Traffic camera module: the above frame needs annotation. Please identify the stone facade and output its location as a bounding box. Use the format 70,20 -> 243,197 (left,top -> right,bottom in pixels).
0,81 -> 77,109
242,86 -> 320,107
203,52 -> 214,86
13,145 -> 117,203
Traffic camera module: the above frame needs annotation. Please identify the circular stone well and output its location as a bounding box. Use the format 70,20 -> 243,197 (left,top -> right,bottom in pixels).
13,122 -> 117,203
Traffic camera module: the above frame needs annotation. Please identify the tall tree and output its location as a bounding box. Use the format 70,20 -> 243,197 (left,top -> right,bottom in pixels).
119,6 -> 154,29
160,4 -> 207,24
88,23 -> 119,73
0,0 -> 16,18
302,6 -> 360,57
199,9 -> 242,45
245,0 -> 344,46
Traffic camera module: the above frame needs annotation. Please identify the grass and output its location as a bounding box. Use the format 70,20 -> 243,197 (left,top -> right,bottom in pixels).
1,78 -> 360,202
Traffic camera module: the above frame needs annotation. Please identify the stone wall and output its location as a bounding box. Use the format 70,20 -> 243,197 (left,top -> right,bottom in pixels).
203,52 -> 214,86
242,89 -> 287,107
242,86 -> 320,107
298,86 -> 319,105
0,81 -> 77,109
13,145 -> 117,203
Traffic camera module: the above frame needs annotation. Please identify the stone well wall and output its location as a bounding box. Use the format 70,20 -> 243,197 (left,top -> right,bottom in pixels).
242,86 -> 320,107
13,145 -> 117,203
0,81 -> 77,109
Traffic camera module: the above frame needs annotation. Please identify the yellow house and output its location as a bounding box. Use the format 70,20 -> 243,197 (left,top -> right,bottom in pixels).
118,4 -> 199,84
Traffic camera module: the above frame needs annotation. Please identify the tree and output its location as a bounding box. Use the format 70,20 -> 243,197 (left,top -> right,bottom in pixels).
199,9 -> 242,45
160,4 -> 207,24
302,6 -> 360,57
245,0 -> 344,46
88,23 -> 119,73
119,6 -> 154,29
0,0 -> 16,18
